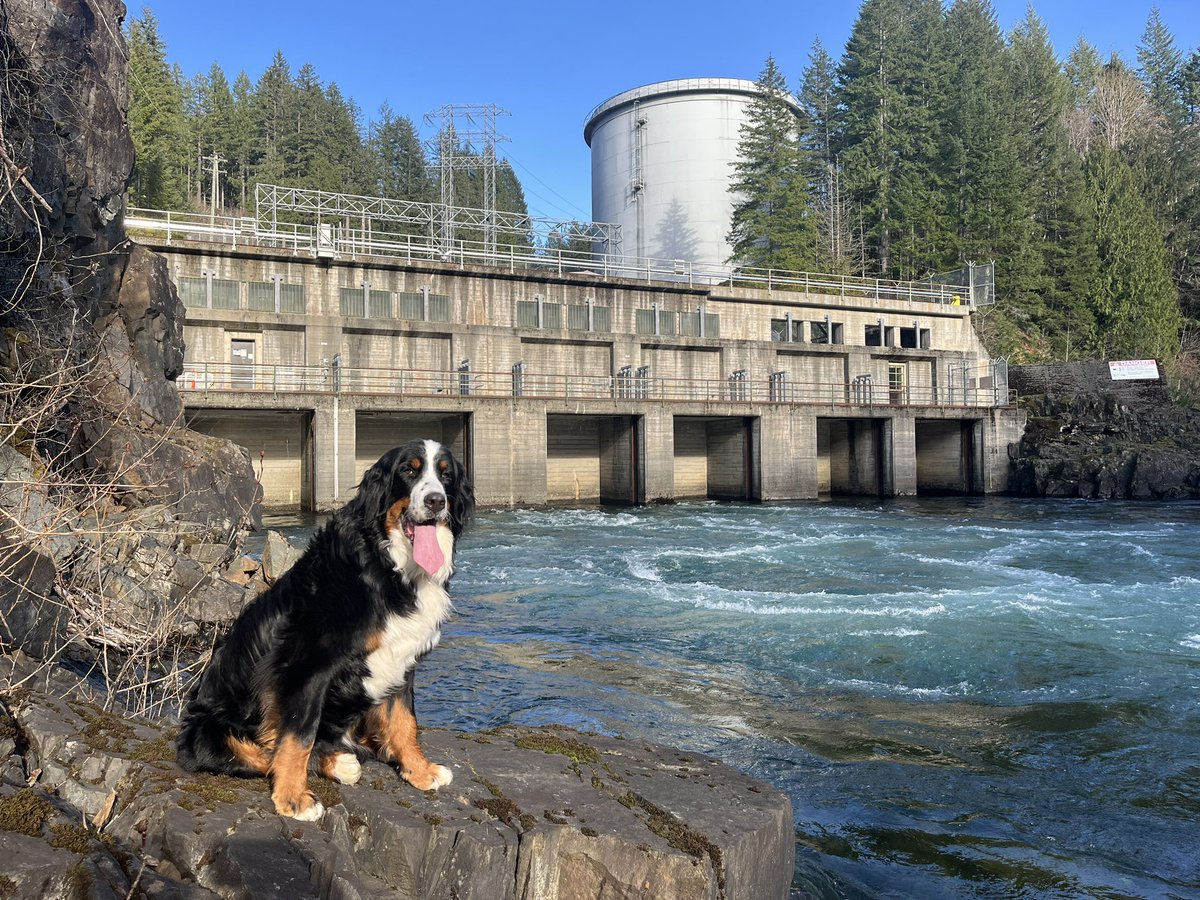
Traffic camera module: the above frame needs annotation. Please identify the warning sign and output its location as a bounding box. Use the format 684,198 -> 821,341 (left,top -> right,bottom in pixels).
1108,360 -> 1159,381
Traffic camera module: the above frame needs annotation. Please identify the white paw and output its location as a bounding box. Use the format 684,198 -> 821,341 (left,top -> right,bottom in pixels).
329,754 -> 362,785
430,764 -> 453,788
289,798 -> 325,822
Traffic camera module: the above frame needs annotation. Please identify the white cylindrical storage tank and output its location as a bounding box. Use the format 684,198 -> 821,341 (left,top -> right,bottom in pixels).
584,78 -> 800,273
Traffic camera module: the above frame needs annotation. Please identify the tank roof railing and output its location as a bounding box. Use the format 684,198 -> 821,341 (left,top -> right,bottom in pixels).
583,77 -> 803,143
126,206 -> 975,305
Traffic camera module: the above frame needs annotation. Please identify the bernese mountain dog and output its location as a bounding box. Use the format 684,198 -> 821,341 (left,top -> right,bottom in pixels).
176,440 -> 474,820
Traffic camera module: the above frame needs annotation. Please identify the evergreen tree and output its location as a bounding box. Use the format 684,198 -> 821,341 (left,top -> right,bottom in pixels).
727,55 -> 818,271
1003,8 -> 1099,360
194,64 -> 236,211
1086,146 -> 1181,360
230,72 -> 255,209
1137,7 -> 1186,126
370,104 -> 433,203
942,0 -> 1023,268
1183,50 -> 1200,124
322,83 -> 372,193
251,51 -> 296,191
126,8 -> 188,208
1065,37 -> 1102,106
286,62 -> 324,185
799,39 -> 854,273
836,0 -> 950,278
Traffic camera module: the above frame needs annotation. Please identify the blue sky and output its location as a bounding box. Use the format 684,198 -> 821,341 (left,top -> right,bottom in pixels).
150,1 -> 1199,223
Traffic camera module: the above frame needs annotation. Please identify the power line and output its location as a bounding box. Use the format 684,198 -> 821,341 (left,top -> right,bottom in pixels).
502,152 -> 590,220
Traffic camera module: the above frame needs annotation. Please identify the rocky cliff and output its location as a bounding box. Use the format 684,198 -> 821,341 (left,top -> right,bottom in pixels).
0,0 -> 261,672
1007,362 -> 1200,499
0,654 -> 795,899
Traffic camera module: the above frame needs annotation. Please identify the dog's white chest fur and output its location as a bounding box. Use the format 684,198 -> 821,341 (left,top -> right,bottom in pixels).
362,577 -> 452,702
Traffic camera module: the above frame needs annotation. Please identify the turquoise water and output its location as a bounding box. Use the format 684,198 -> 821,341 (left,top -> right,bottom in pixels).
270,498 -> 1200,898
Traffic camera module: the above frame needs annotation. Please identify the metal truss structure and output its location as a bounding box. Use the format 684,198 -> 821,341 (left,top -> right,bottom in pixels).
254,183 -> 622,256
423,104 -> 508,254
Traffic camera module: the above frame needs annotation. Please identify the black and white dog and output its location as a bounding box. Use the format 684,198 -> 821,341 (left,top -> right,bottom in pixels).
176,440 -> 474,820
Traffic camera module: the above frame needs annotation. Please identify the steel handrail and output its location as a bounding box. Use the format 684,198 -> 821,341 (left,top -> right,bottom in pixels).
128,207 -> 970,305
178,361 -> 1005,408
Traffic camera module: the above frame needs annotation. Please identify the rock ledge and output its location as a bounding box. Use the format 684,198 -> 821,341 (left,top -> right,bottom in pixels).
0,658 -> 794,899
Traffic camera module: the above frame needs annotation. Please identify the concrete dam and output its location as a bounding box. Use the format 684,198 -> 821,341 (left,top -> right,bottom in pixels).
131,211 -> 1022,511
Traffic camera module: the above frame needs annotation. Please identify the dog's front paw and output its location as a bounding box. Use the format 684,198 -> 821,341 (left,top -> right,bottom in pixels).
403,763 -> 453,791
275,792 -> 325,821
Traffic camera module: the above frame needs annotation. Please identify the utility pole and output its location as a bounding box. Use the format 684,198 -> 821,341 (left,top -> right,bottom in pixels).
205,151 -> 225,227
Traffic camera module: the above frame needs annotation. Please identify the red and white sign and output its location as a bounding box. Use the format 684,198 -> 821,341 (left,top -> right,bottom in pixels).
1108,360 -> 1159,381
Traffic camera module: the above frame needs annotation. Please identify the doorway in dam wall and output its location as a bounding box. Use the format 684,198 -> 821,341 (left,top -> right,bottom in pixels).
185,408 -> 315,511
546,415 -> 643,505
817,418 -> 884,497
915,419 -> 979,495
355,412 -> 471,486
673,416 -> 761,501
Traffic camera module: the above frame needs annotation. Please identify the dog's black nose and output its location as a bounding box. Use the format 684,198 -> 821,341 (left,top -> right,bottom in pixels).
425,494 -> 446,514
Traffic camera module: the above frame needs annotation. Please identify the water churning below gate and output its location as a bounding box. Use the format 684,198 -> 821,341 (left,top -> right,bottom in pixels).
269,497 -> 1200,898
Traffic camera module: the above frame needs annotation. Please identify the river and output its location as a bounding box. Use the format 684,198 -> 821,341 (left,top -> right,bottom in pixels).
265,497 -> 1200,898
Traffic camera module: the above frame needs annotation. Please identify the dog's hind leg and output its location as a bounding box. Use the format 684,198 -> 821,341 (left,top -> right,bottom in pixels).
318,747 -> 363,785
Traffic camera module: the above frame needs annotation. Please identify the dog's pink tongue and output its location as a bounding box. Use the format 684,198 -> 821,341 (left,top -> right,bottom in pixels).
412,524 -> 445,576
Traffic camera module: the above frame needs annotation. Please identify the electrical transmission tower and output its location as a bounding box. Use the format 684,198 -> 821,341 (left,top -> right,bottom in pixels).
423,104 -> 510,254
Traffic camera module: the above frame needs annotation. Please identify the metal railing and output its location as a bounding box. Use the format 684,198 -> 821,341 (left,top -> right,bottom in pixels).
128,207 -> 972,305
179,362 -> 1008,408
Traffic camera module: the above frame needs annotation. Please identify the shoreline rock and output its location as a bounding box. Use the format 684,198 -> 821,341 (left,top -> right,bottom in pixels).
0,655 -> 795,899
1007,362 -> 1200,499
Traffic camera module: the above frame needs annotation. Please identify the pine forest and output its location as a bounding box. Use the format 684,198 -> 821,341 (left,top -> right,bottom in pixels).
127,2 -> 1200,396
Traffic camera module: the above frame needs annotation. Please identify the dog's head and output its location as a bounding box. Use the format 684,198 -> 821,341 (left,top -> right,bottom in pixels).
357,440 -> 474,582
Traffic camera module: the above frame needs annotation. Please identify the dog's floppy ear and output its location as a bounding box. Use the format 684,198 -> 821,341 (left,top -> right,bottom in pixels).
450,455 -> 475,536
355,447 -> 402,527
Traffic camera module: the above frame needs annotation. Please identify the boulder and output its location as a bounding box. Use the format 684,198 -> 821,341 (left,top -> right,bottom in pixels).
0,540 -> 67,660
262,530 -> 305,585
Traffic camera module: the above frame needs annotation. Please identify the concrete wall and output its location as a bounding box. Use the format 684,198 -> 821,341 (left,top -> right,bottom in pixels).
705,418 -> 751,500
598,417 -> 639,505
165,244 -> 992,397
673,418 -> 708,498
915,420 -> 968,493
546,415 -> 601,502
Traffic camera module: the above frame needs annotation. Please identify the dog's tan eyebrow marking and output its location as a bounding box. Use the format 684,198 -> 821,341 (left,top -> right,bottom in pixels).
437,459 -> 449,471
409,457 -> 422,469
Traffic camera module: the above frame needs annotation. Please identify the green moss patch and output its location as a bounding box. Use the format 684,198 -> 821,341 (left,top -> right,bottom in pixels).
309,778 -> 343,809
618,790 -> 725,892
470,776 -> 535,831
514,732 -> 601,766
69,702 -> 135,754
49,823 -> 94,854
130,734 -> 177,764
180,773 -> 254,810
0,789 -> 55,836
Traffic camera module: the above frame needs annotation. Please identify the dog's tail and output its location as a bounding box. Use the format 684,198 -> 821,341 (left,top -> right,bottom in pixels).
176,704 -> 267,779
